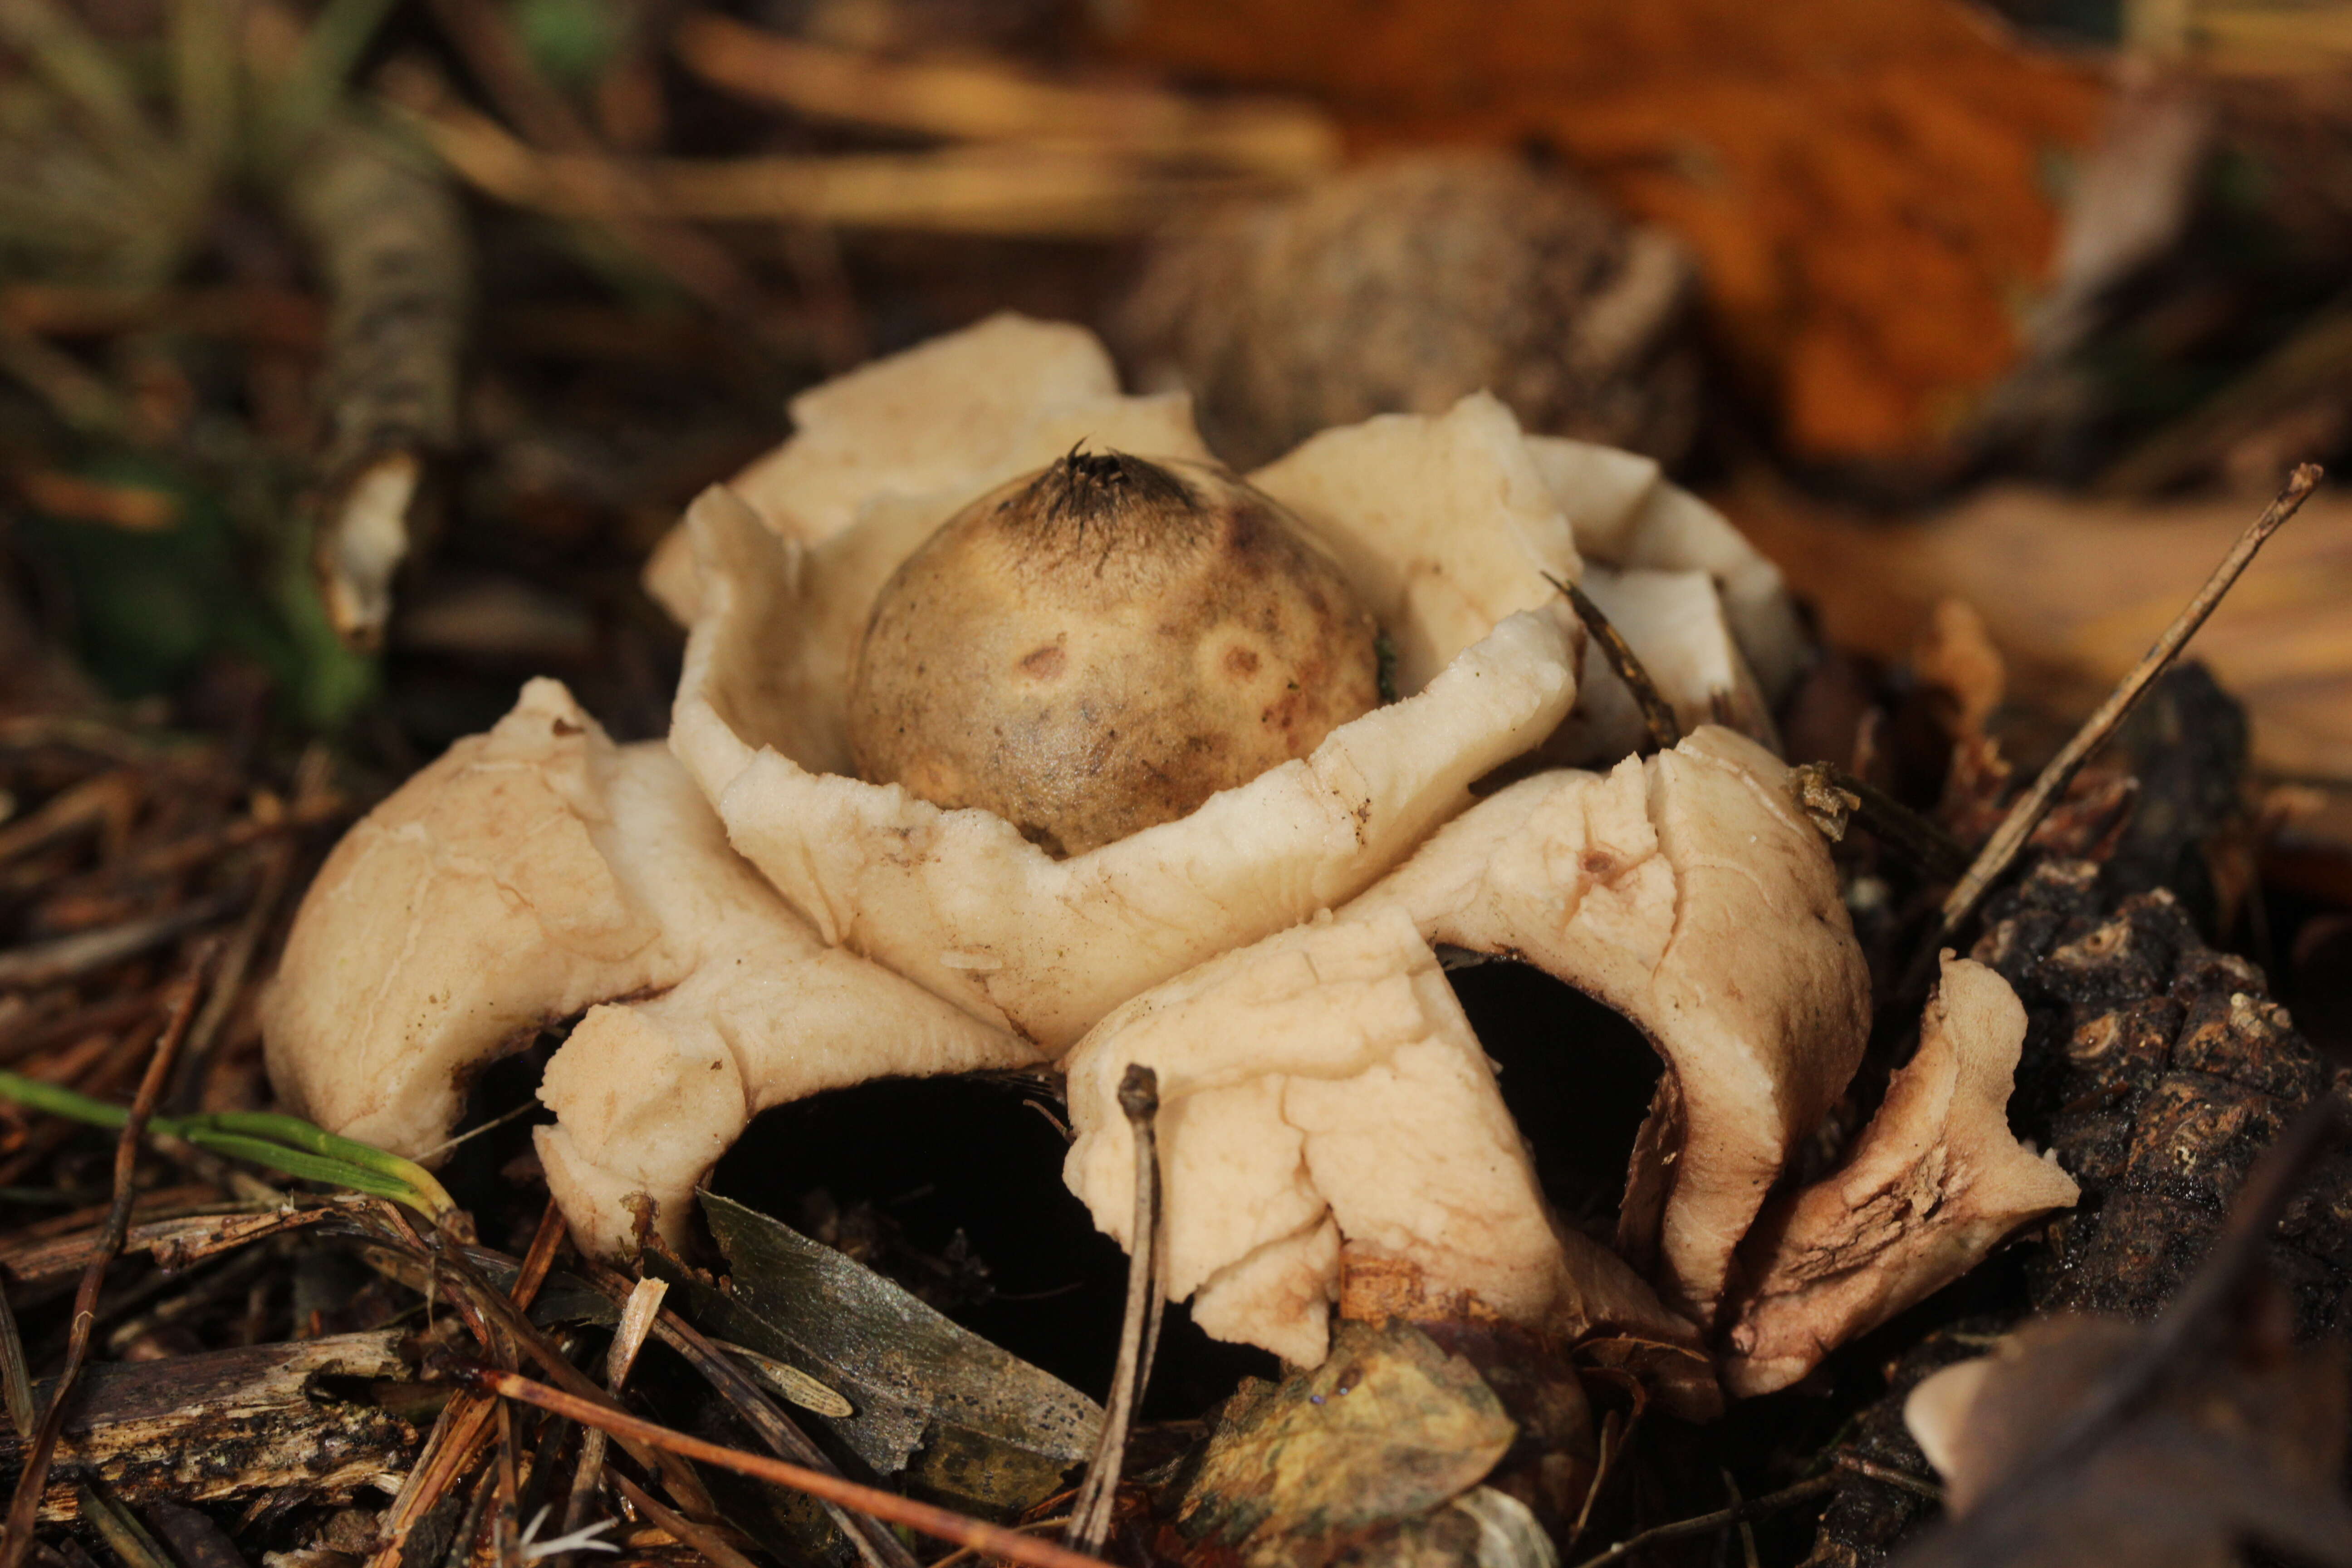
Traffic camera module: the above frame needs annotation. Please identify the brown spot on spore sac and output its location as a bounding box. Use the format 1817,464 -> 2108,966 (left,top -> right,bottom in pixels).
1018,642 -> 1067,679
1224,645 -> 1262,679
1581,850 -> 1620,879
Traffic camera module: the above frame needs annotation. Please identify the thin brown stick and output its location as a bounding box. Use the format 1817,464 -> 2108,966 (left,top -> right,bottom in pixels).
397,97 -> 1276,238
167,837 -> 294,1111
372,1391 -> 499,1568
470,1368 -> 1120,1568
1833,1453 -> 1942,1502
1788,762 -> 1971,880
0,947 -> 212,1568
510,1199 -> 566,1311
928,1517 -> 1075,1568
73,1483 -> 170,1568
0,896 -> 237,990
669,11 -> 1336,176
606,1470 -> 760,1568
575,1264 -> 919,1568
493,1400 -> 523,1568
1548,573 -> 1680,750
1721,1471 -> 1761,1568
1568,1408 -> 1625,1550
1933,463 -> 2320,947
1066,1065 -> 1162,1555
0,1281 -> 30,1440
420,1238 -> 709,1516
1565,1475 -> 1838,1568
369,1204 -> 578,1568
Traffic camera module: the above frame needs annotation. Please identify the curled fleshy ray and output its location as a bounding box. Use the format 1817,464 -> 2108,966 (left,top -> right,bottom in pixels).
262,680 -> 1037,1254
1719,956 -> 2079,1396
1061,908 -> 1701,1371
1339,728 -> 1872,1329
666,332 -> 1605,1051
1523,435 -> 1806,702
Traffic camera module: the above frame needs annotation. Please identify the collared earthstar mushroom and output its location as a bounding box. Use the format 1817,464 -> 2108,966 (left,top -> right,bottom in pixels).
265,314 -> 2057,1401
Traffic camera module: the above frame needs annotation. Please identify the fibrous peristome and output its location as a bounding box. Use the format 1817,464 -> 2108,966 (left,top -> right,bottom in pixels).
1061,907 -> 1697,1368
1339,727 -> 1872,1328
263,679 -> 1038,1255
1719,956 -> 2079,1396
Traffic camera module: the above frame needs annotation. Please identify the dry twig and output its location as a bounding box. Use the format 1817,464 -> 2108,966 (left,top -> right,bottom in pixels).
0,897 -> 237,990
670,11 -> 1337,176
606,1470 -> 759,1568
1566,1475 -> 1839,1568
0,947 -> 212,1568
468,1368 -> 1120,1568
576,1262 -> 918,1568
1066,1064 -> 1162,1556
562,1277 -> 666,1559
1933,463 -> 2321,948
1549,573 -> 1680,750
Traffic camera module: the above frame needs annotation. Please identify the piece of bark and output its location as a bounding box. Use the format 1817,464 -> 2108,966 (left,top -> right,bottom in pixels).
1981,864 -> 2352,1328
0,1207 -> 348,1296
0,1331 -> 418,1521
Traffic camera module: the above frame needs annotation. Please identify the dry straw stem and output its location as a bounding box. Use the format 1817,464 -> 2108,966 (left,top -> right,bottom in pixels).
1934,462 -> 2321,947
368,1205 -> 565,1568
563,1275 -> 664,1553
0,946 -> 213,1568
471,1368 -> 1121,1568
672,12 -> 1338,178
418,0 -> 774,334
400,97 -> 1283,239
1066,1064 -> 1164,1555
0,896 -> 238,991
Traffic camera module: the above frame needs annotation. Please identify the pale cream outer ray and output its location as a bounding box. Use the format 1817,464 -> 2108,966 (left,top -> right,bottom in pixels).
1719,956 -> 2079,1396
262,679 -> 1038,1254
1061,908 -> 1697,1367
1338,728 -> 1872,1328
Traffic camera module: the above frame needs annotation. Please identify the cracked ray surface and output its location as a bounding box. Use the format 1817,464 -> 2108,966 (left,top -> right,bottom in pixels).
1720,955 -> 2079,1396
264,679 -> 1038,1255
1062,907 -> 1695,1368
1338,727 -> 1871,1328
